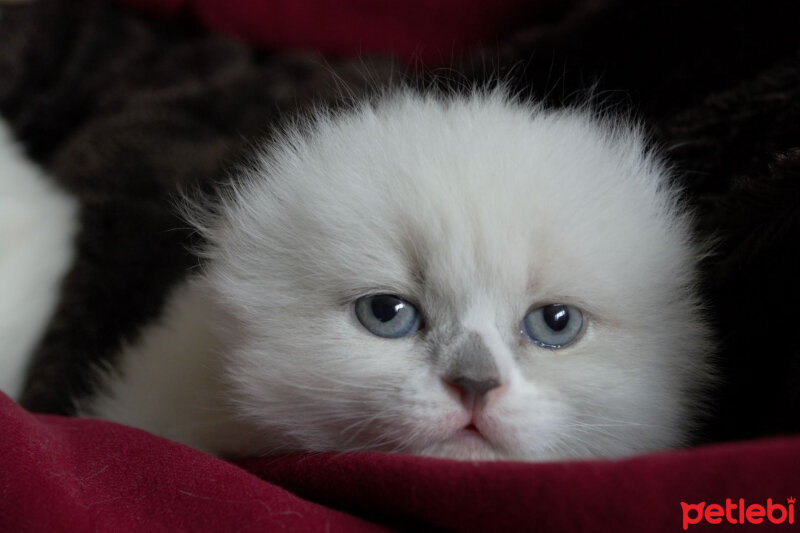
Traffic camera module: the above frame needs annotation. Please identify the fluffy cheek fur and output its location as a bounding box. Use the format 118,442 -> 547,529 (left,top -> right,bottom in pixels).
204,275 -> 456,454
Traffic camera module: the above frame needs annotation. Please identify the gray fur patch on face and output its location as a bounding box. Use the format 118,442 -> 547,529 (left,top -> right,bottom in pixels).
441,332 -> 501,395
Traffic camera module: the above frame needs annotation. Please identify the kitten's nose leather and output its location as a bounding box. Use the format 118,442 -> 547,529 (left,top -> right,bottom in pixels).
449,376 -> 501,399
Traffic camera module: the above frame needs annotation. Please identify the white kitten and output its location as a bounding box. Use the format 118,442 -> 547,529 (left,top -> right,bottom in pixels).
84,89 -> 712,461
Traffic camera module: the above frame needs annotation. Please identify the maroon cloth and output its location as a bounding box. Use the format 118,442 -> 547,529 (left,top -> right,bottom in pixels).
3,391 -> 800,532
110,0 -> 556,64
0,393 -> 380,532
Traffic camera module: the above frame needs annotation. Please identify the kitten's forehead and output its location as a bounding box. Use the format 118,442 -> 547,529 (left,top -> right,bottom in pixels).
228,91 -> 687,317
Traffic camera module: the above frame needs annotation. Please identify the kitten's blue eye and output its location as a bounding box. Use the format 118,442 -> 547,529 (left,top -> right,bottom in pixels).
522,304 -> 584,348
355,295 -> 420,338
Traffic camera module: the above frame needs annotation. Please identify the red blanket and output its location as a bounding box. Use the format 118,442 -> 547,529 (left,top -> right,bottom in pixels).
3,391 -> 799,531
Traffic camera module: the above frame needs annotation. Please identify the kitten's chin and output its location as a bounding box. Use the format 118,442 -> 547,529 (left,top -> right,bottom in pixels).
414,428 -> 510,461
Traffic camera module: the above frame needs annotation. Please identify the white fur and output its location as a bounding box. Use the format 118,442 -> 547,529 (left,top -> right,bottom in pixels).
86,90 -> 713,460
0,117 -> 79,399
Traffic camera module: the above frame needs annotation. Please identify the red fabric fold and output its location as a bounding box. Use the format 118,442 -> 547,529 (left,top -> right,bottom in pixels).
0,393 -> 380,532
248,440 -> 800,531
3,391 -> 800,532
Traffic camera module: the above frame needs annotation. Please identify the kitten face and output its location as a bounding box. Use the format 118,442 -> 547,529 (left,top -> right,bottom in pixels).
199,91 -> 712,460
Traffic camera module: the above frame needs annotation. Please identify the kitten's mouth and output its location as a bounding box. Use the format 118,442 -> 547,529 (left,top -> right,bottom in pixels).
464,423 -> 482,435
455,422 -> 490,443
435,421 -> 496,459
